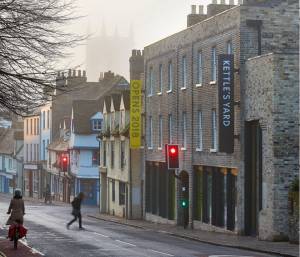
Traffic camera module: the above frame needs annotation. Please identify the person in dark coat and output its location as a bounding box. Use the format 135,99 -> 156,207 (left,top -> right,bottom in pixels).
66,192 -> 84,229
6,189 -> 25,225
44,184 -> 52,204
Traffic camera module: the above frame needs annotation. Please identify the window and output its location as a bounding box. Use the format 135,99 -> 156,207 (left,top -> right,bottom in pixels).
168,114 -> 173,144
182,56 -> 187,89
9,159 -> 12,169
197,111 -> 203,150
111,141 -> 114,168
26,144 -> 29,162
92,150 -> 100,166
43,140 -> 46,160
148,116 -> 153,148
30,119 -> 33,135
26,120 -> 29,135
197,51 -> 203,85
211,110 -> 217,150
34,119 -> 36,135
148,67 -> 153,96
103,141 -> 107,166
120,141 -> 125,170
47,110 -> 50,129
92,119 -> 102,131
158,115 -> 163,148
119,182 -> 126,205
112,179 -> 115,202
158,64 -> 163,93
168,62 -> 173,91
182,112 -> 187,149
42,111 -> 45,129
211,47 -> 217,82
227,41 -> 233,54
37,118 -> 39,135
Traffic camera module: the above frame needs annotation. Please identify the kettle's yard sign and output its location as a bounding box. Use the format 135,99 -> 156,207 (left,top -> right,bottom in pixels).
218,54 -> 234,153
130,80 -> 142,149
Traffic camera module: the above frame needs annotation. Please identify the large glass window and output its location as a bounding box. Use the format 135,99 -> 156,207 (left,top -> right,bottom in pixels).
197,51 -> 203,84
168,62 -> 173,91
211,47 -> 217,81
112,179 -> 115,202
92,150 -> 100,166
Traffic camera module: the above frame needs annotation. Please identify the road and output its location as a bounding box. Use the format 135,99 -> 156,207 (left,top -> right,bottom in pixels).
0,196 -> 280,257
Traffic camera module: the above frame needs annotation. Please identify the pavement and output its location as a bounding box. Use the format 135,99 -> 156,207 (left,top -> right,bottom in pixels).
87,213 -> 300,257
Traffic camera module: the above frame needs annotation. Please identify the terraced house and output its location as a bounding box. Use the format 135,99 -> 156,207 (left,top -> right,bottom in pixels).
143,0 -> 298,240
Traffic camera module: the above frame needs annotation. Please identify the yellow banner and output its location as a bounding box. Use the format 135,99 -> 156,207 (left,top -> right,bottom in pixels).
130,80 -> 142,149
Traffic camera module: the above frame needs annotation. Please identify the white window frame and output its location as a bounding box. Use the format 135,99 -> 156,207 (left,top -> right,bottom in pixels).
211,47 -> 217,83
181,56 -> 187,89
148,67 -> 153,96
158,115 -> 163,149
167,62 -> 173,92
211,110 -> 217,152
92,119 -> 102,131
168,114 -> 172,144
158,64 -> 163,94
148,116 -> 153,149
196,51 -> 203,86
182,112 -> 187,150
196,111 -> 203,151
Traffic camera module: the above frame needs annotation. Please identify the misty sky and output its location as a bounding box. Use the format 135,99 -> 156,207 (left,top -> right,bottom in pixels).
67,0 -> 212,69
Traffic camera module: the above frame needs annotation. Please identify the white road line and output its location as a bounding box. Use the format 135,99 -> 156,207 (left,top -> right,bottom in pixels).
149,249 -> 174,256
93,232 -> 109,237
115,239 -> 136,247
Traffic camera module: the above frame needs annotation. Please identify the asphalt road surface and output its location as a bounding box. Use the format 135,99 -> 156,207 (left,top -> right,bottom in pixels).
0,196 -> 281,257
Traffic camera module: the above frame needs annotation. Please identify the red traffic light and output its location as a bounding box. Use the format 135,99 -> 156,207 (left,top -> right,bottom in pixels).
166,144 -> 179,169
63,157 -> 67,163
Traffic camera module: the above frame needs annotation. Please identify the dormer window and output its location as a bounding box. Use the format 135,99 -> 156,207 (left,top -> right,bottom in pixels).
92,119 -> 102,131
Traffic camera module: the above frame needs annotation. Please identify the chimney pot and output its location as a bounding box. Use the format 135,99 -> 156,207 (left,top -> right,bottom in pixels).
57,71 -> 60,77
83,70 -> 86,77
191,5 -> 196,14
73,70 -> 76,77
132,49 -> 137,56
137,50 -> 141,56
212,0 -> 218,4
78,70 -> 81,77
199,5 -> 204,14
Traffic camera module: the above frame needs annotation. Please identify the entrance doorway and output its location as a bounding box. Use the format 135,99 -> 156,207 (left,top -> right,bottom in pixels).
244,121 -> 262,236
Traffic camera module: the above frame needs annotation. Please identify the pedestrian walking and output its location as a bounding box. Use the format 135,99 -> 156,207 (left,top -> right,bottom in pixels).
66,192 -> 84,230
6,189 -> 25,225
44,184 -> 52,204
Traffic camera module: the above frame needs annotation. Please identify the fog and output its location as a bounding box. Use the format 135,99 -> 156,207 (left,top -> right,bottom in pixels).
67,0 -> 218,80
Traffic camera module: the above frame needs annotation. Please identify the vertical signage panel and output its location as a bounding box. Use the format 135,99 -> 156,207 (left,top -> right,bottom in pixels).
130,80 -> 142,149
218,54 -> 234,153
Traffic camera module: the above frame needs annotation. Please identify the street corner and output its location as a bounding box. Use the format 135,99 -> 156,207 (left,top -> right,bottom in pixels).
0,237 -> 44,257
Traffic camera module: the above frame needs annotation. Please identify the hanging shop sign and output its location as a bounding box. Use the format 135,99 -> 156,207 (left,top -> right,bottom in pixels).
130,80 -> 142,149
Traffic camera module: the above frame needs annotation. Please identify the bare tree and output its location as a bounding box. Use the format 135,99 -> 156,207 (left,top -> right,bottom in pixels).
0,0 -> 84,115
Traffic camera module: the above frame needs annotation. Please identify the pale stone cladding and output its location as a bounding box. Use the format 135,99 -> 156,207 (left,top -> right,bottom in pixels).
245,53 -> 299,240
143,0 -> 299,240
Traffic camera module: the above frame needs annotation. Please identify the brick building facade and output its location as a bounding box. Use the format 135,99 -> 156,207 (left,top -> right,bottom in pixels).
142,0 -> 299,240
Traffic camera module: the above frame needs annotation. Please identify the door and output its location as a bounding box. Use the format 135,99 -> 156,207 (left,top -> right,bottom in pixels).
81,179 -> 97,205
244,121 -> 262,236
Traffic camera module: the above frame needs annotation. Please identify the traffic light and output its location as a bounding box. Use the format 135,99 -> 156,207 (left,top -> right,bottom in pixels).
166,144 -> 179,169
180,199 -> 188,208
61,156 -> 68,172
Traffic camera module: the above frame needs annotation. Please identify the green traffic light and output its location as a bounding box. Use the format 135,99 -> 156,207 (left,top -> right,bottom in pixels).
181,199 -> 188,208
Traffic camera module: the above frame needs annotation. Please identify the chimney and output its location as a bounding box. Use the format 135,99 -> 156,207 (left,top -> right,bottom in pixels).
68,69 -> 71,77
191,5 -> 196,14
78,70 -> 81,77
212,0 -> 217,4
187,5 -> 207,27
130,49 -> 144,81
207,0 -> 234,17
229,0 -> 235,4
83,70 -> 86,77
199,5 -> 204,15
72,70 -> 76,77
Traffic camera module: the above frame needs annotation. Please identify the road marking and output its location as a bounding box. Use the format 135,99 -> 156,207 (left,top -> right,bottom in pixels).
115,239 -> 136,247
93,232 -> 109,237
149,249 -> 174,256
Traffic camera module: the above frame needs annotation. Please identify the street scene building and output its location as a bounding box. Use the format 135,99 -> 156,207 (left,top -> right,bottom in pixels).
0,0 -> 298,256
143,0 -> 298,240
